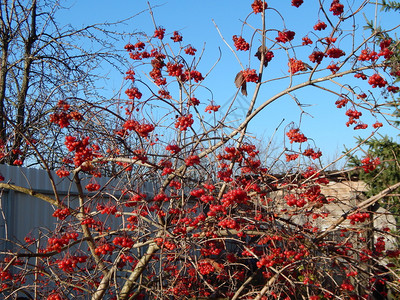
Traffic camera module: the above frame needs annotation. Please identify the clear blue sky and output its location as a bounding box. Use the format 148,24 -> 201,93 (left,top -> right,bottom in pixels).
59,1 -> 400,164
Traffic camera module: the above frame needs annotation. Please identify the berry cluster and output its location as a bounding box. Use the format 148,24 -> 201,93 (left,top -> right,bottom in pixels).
153,27 -> 165,40
125,88 -> 142,100
276,30 -> 295,43
288,58 -> 306,74
49,100 -> 83,128
46,232 -> 79,252
171,31 -> 182,42
123,119 -> 155,138
286,128 -> 307,143
345,109 -> 362,127
326,47 -> 345,58
251,0 -> 268,14
184,46 -> 197,56
285,194 -> 306,207
309,51 -> 325,64
358,49 -> 379,61
285,153 -> 299,162
205,104 -> 220,113
368,73 -> 387,88
330,0 -> 344,16
232,35 -> 250,51
52,208 -> 70,220
221,188 -> 248,207
56,168 -> 70,178
313,21 -> 327,31
166,62 -> 183,77
303,148 -> 322,160
327,63 -> 340,74
302,37 -> 313,45
165,144 -> 181,154
175,114 -> 194,131
347,212 -> 370,225
113,236 -> 134,248
95,243 -> 115,255
185,155 -> 200,166
242,69 -> 259,82
57,255 -> 87,273
85,183 -> 100,192
292,0 -> 304,7
361,156 -> 380,173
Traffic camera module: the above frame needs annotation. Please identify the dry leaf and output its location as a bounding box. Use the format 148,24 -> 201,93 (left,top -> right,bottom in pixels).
234,71 -> 247,96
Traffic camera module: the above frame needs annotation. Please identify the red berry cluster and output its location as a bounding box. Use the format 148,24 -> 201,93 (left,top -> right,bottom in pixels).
218,218 -> 239,230
221,188 -> 248,207
153,27 -> 165,40
46,232 -> 79,252
171,31 -> 182,42
292,0 -> 304,7
288,58 -> 306,74
47,292 -> 64,300
56,168 -> 70,178
309,51 -> 325,64
125,193 -> 146,207
182,69 -> 204,83
313,22 -> 327,31
158,89 -> 171,99
85,183 -> 100,191
125,87 -> 142,100
232,35 -> 250,51
302,37 -> 313,45
373,121 -> 383,129
113,236 -> 134,248
327,64 -> 340,74
340,280 -> 355,291
64,136 -> 97,168
330,0 -> 344,16
354,72 -> 367,80
205,104 -> 220,113
368,73 -> 387,88
285,153 -> 299,161
52,208 -> 70,220
57,255 -> 87,273
185,155 -> 200,166
358,49 -> 379,61
326,47 -> 345,58
175,114 -> 194,131
125,69 -> 135,82
354,123 -> 368,130
286,128 -> 307,143
188,97 -> 200,106
276,30 -> 295,43
97,204 -> 117,215
166,62 -> 183,77
241,69 -> 258,82
251,0 -> 268,14
379,39 -> 393,59
95,242 -> 115,255
184,46 -> 197,56
303,148 -> 322,160
165,144 -> 181,154
49,100 -> 83,128
123,119 -> 155,138
345,109 -> 362,127
361,156 -> 380,173
285,193 -> 306,207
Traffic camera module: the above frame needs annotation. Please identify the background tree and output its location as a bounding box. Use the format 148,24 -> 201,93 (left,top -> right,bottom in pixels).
1,1 -> 400,299
0,0 -> 132,168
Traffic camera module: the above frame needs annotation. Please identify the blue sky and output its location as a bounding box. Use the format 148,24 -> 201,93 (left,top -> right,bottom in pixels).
59,1 -> 400,164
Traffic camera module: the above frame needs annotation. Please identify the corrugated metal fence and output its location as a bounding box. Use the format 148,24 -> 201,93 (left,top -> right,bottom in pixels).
0,164 -> 154,252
